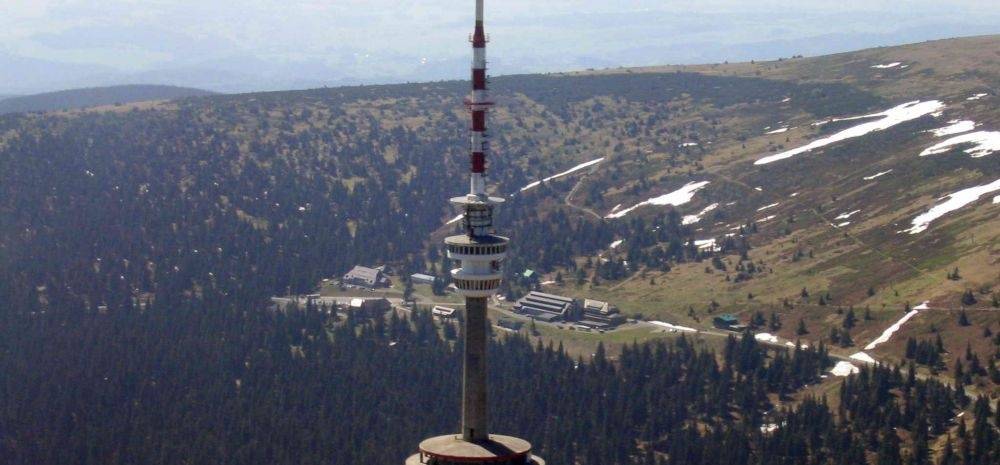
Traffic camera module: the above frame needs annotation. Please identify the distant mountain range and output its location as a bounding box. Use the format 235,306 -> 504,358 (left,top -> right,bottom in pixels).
2,15 -> 998,96
0,85 -> 215,114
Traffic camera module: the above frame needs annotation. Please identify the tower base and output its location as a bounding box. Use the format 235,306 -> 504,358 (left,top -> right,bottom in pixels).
405,434 -> 545,465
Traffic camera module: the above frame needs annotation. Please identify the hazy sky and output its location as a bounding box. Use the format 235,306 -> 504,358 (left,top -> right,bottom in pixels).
2,1 -> 999,93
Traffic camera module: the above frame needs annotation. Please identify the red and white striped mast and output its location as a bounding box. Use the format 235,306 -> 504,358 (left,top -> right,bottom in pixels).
467,0 -> 492,197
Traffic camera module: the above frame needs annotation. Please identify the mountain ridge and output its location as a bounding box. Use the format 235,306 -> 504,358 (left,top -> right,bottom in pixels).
0,84 -> 216,115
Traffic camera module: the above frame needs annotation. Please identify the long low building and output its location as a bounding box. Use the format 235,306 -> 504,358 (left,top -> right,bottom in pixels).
411,273 -> 437,285
513,291 -> 575,322
513,291 -> 624,328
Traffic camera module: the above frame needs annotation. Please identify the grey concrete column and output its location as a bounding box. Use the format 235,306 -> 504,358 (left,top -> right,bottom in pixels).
462,296 -> 489,442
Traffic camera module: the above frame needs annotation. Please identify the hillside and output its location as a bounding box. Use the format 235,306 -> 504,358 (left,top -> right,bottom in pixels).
2,36 -> 997,357
545,35 -> 1000,364
1,35 -> 998,465
0,84 -> 215,114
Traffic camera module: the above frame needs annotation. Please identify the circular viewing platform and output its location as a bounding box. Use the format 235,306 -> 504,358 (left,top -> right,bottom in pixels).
445,234 -> 509,258
406,434 -> 544,465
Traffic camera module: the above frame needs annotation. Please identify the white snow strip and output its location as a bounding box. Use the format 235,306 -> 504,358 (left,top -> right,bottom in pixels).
755,100 -> 945,165
607,181 -> 710,219
539,280 -> 556,285
966,93 -> 988,101
761,423 -> 779,434
837,221 -> 851,227
871,62 -> 901,69
610,203 -> 622,213
520,157 -> 604,192
609,239 -> 624,249
650,321 -> 697,333
781,97 -> 791,103
850,352 -> 878,364
929,120 -> 976,137
919,131 -> 1000,158
754,186 -> 763,192
994,194 -> 1000,204
863,302 -> 925,350
446,213 -> 464,225
682,203 -> 719,225
766,127 -> 790,134
754,333 -> 779,344
758,215 -> 777,223
863,169 -> 893,181
835,209 -> 860,220
830,361 -> 860,377
912,301 -> 931,311
905,179 -> 1000,234
790,192 -> 799,197
679,142 -> 699,147
757,202 -> 780,212
694,238 -> 717,251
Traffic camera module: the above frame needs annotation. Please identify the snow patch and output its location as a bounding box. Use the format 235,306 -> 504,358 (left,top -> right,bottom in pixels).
837,221 -> 851,227
850,352 -> 877,364
520,157 -> 604,192
679,142 -> 699,147
830,361 -> 860,377
929,120 -> 976,137
754,333 -> 779,344
682,203 -> 719,225
905,179 -> 1000,234
919,131 -> 1000,158
650,321 -> 697,333
607,181 -> 710,219
755,100 -> 945,165
781,97 -> 791,103
765,127 -> 790,134
871,62 -> 901,69
863,169 -> 893,181
754,186 -> 763,192
835,210 -> 860,220
966,93 -> 988,101
694,238 -> 716,251
760,423 -> 780,434
863,302 -> 925,350
757,202 -> 780,212
609,239 -> 624,249
790,192 -> 799,197
758,215 -> 777,223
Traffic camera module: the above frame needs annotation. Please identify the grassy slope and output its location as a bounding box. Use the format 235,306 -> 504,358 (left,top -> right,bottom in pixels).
545,35 -> 1000,364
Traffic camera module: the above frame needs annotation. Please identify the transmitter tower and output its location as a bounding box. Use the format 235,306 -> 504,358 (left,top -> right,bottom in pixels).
406,1 -> 544,464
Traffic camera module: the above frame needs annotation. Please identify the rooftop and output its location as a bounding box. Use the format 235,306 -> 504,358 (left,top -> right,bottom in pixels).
410,434 -> 533,464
